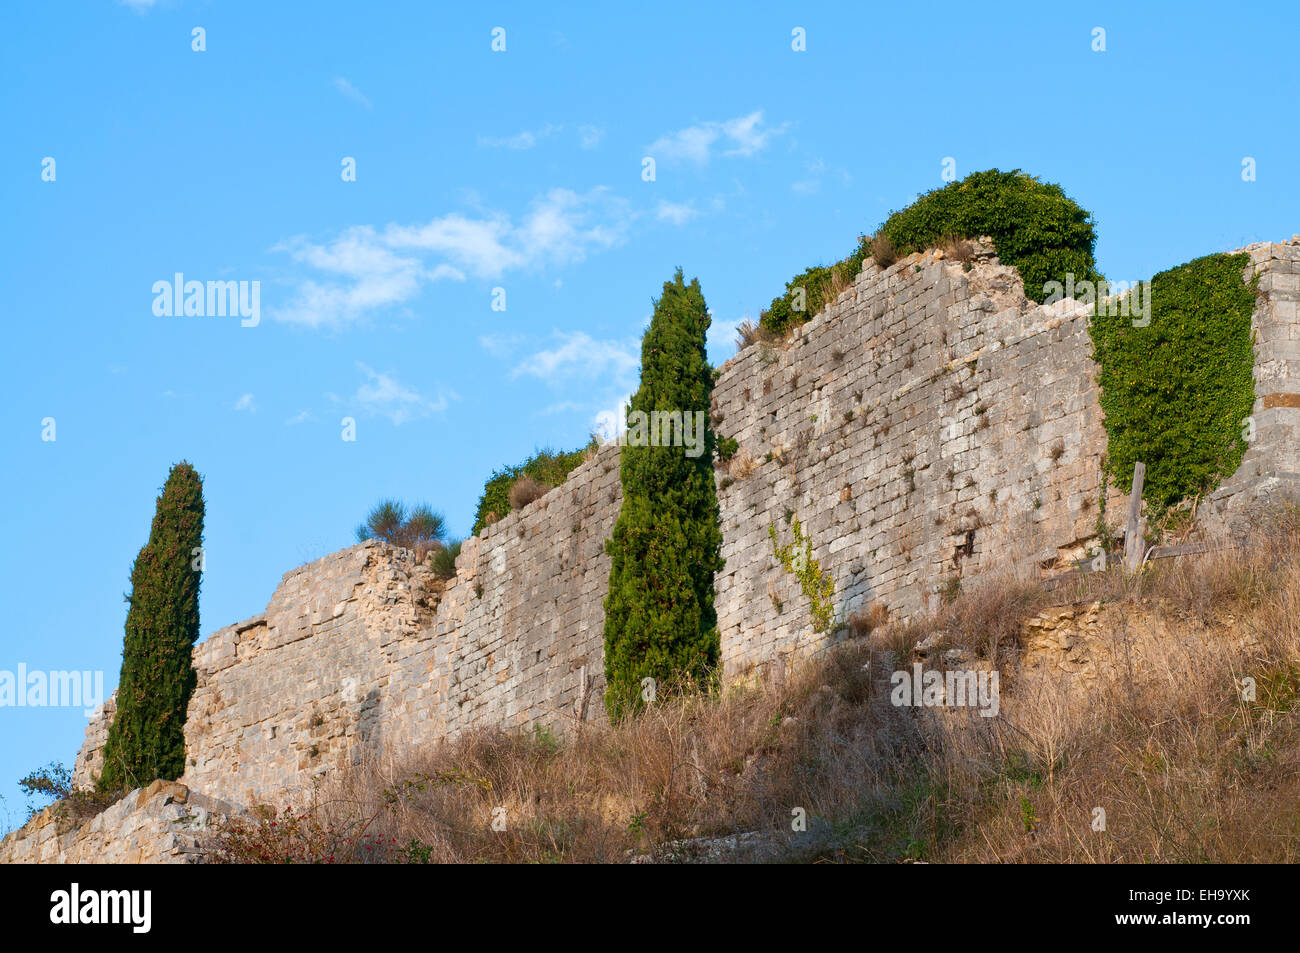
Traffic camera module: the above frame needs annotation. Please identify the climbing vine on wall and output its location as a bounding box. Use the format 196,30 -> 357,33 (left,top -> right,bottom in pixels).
769,518 -> 835,632
1088,252 -> 1258,509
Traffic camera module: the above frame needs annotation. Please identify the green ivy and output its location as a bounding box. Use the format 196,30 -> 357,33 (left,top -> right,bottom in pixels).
1088,252 -> 1258,509
769,518 -> 835,633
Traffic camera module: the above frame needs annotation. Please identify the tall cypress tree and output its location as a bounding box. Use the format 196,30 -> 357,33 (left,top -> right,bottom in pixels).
603,270 -> 724,718
98,462 -> 205,792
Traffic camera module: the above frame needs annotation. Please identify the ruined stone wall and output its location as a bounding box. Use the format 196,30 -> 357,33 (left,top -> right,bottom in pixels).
710,244 -> 1125,678
1209,238 -> 1300,520
61,238 -> 1300,830
75,446 -> 621,808
0,781 -> 227,865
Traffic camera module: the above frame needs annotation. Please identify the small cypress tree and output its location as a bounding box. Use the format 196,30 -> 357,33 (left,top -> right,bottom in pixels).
603,270 -> 724,718
98,462 -> 205,792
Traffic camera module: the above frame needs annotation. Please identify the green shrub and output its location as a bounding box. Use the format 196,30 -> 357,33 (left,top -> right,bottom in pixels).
879,169 -> 1100,303
1089,252 -> 1258,509
603,269 -> 724,719
471,440 -> 598,535
99,461 -> 205,793
356,500 -> 447,562
430,540 -> 462,579
759,169 -> 1100,338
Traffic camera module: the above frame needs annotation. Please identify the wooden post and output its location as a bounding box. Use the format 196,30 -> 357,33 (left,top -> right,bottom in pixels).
1123,462 -> 1146,573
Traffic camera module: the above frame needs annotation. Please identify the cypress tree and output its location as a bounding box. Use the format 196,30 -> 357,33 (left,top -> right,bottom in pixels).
98,461 -> 205,792
603,270 -> 724,718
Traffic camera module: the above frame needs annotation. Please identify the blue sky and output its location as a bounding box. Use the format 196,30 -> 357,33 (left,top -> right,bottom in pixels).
1,0 -> 1297,822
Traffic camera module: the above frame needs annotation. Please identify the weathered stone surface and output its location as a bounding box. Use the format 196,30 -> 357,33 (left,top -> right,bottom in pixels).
0,783 -> 231,864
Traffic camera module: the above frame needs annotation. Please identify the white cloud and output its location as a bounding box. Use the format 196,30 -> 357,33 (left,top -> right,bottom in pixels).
270,188 -> 629,328
233,393 -> 257,413
513,331 -> 642,438
118,0 -> 158,11
284,410 -> 314,426
478,123 -> 560,150
512,331 -> 639,383
332,77 -> 372,109
647,110 -> 786,165
351,363 -> 453,425
578,125 -> 605,149
655,200 -> 699,226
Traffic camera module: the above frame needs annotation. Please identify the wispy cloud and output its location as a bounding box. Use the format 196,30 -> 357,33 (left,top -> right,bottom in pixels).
271,188 -> 631,328
332,77 -> 372,109
118,0 -> 158,11
350,363 -> 454,425
233,393 -> 257,413
578,125 -> 605,149
478,333 -> 527,359
646,110 -> 787,165
511,331 -> 639,383
284,409 -> 314,426
478,123 -> 560,150
655,200 -> 699,226
792,158 -> 850,195
512,330 -> 644,437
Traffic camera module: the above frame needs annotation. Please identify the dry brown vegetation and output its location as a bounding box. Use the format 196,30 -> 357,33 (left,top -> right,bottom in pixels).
735,318 -> 783,351
870,232 -> 898,269
211,506 -> 1300,864
508,475 -> 548,511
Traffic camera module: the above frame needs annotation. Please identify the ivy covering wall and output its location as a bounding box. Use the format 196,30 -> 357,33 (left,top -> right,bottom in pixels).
1088,252 -> 1258,508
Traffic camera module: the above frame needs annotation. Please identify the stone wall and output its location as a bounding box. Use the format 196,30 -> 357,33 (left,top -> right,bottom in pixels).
0,781 -> 228,864
55,237 -> 1300,841
1208,238 -> 1300,521
710,243 -> 1126,677
75,446 -> 622,808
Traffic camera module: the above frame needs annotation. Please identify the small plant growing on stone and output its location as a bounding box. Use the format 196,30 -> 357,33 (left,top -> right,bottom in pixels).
769,518 -> 835,633
430,540 -> 461,579
870,232 -> 898,268
356,500 -> 448,563
509,476 -> 548,511
1049,439 -> 1066,464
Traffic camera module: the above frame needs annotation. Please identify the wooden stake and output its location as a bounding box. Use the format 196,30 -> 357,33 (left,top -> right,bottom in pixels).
1124,462 -> 1146,573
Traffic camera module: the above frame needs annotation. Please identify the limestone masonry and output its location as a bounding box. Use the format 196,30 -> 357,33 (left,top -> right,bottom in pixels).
7,236 -> 1300,862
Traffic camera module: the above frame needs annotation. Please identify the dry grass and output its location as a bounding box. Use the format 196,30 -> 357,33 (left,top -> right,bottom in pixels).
870,232 -> 898,269
938,235 -> 975,264
508,475 -> 548,511
212,505 -> 1300,864
735,318 -> 784,351
728,451 -> 758,480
